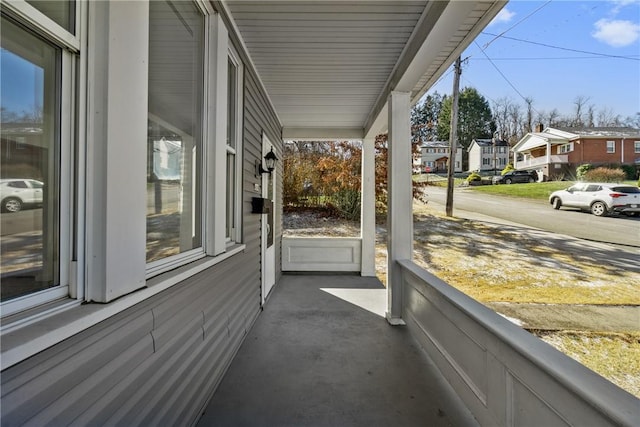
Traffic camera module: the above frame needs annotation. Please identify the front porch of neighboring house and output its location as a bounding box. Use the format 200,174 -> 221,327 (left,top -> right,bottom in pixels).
513,129 -> 572,178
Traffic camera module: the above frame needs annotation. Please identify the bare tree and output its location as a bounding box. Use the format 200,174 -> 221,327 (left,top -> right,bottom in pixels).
572,95 -> 591,127
524,97 -> 534,134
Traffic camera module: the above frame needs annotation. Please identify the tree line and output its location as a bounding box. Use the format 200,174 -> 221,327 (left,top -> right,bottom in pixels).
412,88 -> 640,148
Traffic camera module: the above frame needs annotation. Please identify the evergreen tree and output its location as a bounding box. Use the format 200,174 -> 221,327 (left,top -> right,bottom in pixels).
437,87 -> 495,149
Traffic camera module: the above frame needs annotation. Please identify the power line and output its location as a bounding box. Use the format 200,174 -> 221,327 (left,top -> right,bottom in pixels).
472,55 -> 640,61
483,0 -> 554,49
481,32 -> 640,61
473,41 -> 543,117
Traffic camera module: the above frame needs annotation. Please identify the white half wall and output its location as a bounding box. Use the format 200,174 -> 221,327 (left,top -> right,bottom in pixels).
282,237 -> 361,272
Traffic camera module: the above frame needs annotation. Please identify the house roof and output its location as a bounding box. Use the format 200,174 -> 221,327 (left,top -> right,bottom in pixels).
420,140 -> 450,148
467,138 -> 509,152
556,127 -> 640,139
222,1 -> 506,140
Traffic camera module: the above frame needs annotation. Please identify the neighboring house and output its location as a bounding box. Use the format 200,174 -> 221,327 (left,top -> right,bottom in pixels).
513,126 -> 640,180
1,2 -> 636,426
467,138 -> 510,173
420,141 -> 463,173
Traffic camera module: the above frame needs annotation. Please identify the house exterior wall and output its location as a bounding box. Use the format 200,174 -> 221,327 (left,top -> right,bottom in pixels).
420,144 -> 463,172
568,138 -> 639,166
1,2 -> 282,424
468,143 -> 509,172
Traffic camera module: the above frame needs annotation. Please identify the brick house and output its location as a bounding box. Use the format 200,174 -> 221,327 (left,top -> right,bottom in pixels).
513,126 -> 640,180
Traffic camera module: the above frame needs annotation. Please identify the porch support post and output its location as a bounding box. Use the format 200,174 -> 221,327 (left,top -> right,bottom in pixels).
386,91 -> 412,325
546,140 -> 551,164
361,137 -> 376,276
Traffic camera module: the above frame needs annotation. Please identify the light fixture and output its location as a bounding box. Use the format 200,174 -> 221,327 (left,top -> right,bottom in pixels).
256,147 -> 278,177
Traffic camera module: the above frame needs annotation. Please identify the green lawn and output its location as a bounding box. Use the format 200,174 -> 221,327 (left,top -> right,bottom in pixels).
466,181 -> 574,200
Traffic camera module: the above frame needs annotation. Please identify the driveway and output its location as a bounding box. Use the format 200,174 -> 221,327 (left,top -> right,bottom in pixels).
425,185 -> 640,248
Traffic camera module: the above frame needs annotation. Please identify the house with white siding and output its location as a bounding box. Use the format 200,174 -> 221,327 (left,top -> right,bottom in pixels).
467,138 -> 510,173
420,141 -> 463,173
1,1 -> 637,425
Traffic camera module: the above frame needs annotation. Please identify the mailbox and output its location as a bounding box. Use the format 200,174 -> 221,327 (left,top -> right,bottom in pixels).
252,197 -> 271,214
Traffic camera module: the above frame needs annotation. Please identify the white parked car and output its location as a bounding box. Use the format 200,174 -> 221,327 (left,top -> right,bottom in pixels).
549,182 -> 640,217
0,179 -> 44,213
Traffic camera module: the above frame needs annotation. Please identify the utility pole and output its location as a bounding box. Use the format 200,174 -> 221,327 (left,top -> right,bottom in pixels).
446,57 -> 461,217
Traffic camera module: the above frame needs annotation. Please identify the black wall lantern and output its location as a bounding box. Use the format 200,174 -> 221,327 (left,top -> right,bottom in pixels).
255,147 -> 278,177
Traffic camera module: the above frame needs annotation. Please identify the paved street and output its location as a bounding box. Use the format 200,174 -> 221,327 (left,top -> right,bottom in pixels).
425,185 -> 640,248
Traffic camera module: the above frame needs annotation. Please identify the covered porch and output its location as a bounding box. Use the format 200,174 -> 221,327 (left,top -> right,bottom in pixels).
198,268 -> 638,426
198,274 -> 476,426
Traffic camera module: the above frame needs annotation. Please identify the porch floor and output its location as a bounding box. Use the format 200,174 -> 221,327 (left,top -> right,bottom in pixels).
197,274 -> 477,426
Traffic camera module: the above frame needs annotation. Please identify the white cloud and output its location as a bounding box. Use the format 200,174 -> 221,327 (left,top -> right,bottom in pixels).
592,18 -> 640,47
489,8 -> 516,26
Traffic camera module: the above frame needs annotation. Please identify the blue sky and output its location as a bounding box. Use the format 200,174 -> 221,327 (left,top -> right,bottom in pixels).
426,0 -> 640,122
1,49 -> 42,117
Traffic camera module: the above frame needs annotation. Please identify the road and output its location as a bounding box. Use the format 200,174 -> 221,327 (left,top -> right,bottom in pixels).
425,186 -> 640,248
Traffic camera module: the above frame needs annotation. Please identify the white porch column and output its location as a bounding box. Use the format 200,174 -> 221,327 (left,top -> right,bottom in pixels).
361,137 -> 376,276
386,91 -> 412,325
546,140 -> 551,164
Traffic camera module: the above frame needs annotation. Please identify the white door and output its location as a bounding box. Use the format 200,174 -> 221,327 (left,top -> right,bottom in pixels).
261,134 -> 276,304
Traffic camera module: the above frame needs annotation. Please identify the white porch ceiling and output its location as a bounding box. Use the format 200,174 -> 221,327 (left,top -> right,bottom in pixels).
223,1 -> 505,139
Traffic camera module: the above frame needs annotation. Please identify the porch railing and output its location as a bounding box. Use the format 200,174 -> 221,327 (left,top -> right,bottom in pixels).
398,259 -> 639,427
515,154 -> 568,169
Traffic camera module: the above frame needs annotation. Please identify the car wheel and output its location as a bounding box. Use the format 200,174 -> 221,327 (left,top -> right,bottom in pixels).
505,178 -> 512,184
2,197 -> 22,213
552,198 -> 562,210
590,201 -> 608,217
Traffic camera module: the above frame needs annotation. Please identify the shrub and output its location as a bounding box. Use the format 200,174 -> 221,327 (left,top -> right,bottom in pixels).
620,164 -> 636,180
583,167 -> 626,183
466,171 -> 481,182
501,163 -> 514,175
576,164 -> 592,180
328,189 -> 361,221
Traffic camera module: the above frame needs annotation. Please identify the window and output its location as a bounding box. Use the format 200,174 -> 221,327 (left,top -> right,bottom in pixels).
606,140 -> 615,153
559,143 -> 573,154
482,158 -> 491,166
26,0 -> 75,33
226,48 -> 243,243
634,141 -> 640,153
1,5 -> 75,313
146,0 -> 205,265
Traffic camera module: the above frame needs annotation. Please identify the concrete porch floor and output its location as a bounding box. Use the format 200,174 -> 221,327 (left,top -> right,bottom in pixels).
197,274 -> 477,427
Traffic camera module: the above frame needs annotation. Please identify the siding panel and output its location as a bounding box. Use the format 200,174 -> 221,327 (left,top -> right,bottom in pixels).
1,38 -> 281,427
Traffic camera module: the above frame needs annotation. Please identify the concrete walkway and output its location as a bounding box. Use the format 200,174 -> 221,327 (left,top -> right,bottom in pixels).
197,274 -> 477,427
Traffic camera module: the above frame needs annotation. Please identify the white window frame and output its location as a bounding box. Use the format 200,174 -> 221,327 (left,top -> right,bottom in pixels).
559,143 -> 573,154
606,140 -> 615,153
0,1 -> 81,317
226,46 -> 244,245
634,141 -> 640,153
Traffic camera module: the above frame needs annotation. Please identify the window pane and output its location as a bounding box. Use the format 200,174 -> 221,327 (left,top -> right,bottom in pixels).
146,1 -> 204,263
1,16 -> 60,301
226,152 -> 235,239
227,58 -> 237,150
26,1 -> 75,34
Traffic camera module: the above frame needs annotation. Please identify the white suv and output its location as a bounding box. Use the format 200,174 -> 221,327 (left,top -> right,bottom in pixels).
0,179 -> 44,213
549,183 -> 640,217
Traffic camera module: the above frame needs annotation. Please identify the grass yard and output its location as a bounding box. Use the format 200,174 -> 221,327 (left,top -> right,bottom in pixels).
536,331 -> 640,398
466,181 -> 573,200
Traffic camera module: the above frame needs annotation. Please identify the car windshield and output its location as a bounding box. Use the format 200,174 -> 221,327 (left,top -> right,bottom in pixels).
568,184 -> 585,191
611,186 -> 640,194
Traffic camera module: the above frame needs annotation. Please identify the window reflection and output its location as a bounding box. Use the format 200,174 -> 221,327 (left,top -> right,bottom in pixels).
26,0 -> 75,34
147,1 -> 204,263
1,16 -> 60,301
